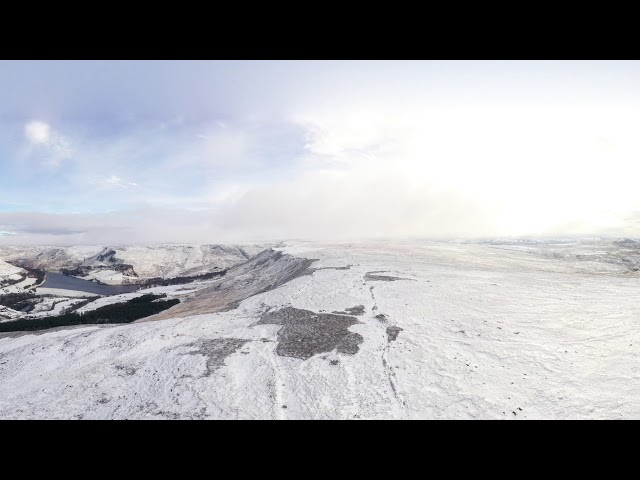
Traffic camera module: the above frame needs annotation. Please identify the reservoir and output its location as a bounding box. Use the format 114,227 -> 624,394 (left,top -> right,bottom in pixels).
39,272 -> 140,296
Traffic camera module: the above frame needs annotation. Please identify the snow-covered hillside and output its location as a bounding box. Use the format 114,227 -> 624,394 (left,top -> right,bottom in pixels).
0,260 -> 26,290
0,244 -> 272,285
0,240 -> 638,419
0,260 -> 39,295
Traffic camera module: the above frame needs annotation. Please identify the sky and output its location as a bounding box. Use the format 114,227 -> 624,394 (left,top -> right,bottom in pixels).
2,60 -> 640,245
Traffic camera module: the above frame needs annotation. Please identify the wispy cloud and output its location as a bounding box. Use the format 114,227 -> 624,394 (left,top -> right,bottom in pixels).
101,175 -> 139,189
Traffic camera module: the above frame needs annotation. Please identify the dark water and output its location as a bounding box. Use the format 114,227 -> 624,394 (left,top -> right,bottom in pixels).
40,272 -> 140,296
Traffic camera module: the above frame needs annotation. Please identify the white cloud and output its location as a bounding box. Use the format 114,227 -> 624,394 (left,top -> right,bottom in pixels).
284,104 -> 640,239
24,121 -> 51,144
23,120 -> 73,167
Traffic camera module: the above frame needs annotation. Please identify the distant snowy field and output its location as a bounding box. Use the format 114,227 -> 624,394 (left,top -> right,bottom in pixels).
0,240 -> 639,419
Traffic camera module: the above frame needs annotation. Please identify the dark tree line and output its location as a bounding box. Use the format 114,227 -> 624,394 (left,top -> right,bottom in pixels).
0,294 -> 179,333
22,266 -> 46,285
59,297 -> 94,315
0,292 -> 36,311
140,269 -> 227,289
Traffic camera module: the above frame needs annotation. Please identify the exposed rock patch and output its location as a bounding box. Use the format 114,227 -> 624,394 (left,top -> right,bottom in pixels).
386,326 -> 403,342
114,364 -> 137,376
333,305 -> 365,316
187,338 -> 249,375
257,306 -> 364,360
345,305 -> 365,315
364,271 -> 411,282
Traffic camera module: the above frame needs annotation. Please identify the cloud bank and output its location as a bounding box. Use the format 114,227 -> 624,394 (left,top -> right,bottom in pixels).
2,61 -> 640,245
